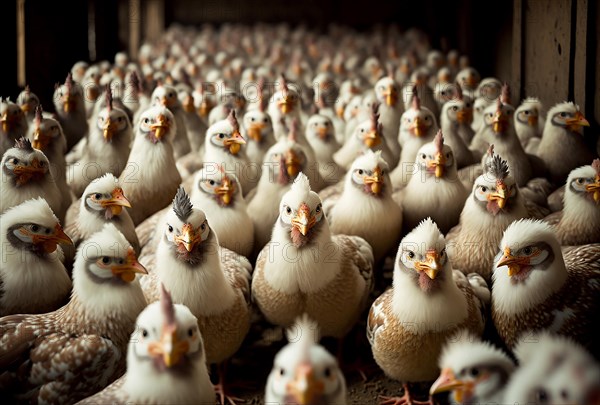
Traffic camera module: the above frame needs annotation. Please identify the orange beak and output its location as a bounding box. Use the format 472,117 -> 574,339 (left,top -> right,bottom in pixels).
247,123 -> 265,142
585,176 -> 600,203
465,75 -> 478,88
151,114 -> 169,140
148,324 -> 190,368
278,96 -> 294,114
103,117 -> 119,141
487,182 -> 509,209
492,110 -> 508,133
456,108 -> 473,124
527,114 -> 538,127
285,150 -> 302,178
364,167 -> 384,195
316,127 -> 329,140
336,105 -> 345,118
174,223 -> 202,252
182,95 -> 194,113
32,129 -> 50,150
21,223 -> 73,253
100,187 -> 132,215
363,130 -> 381,148
411,117 -> 428,137
110,247 -> 147,282
224,130 -> 246,154
13,158 -> 46,185
198,100 -> 212,118
286,363 -> 324,405
430,368 -> 465,395
428,152 -> 447,178
215,177 -> 234,205
383,86 -> 398,107
496,247 -> 530,277
414,250 -> 441,280
291,204 -> 316,236
566,111 -> 590,132
63,94 -> 72,113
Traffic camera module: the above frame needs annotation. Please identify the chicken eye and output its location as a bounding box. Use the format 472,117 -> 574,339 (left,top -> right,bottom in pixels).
142,329 -> 148,338
201,223 -> 206,231
560,112 -> 567,118
168,225 -> 173,233
358,169 -> 364,175
576,178 -> 584,185
263,118 -> 268,123
523,246 -> 532,255
94,193 -> 102,199
279,368 -> 285,376
480,186 -> 488,193
315,204 -> 321,213
251,117 -> 255,122
188,328 -> 195,337
407,251 -> 415,259
524,110 -> 530,115
102,256 -> 110,264
421,154 -> 427,160
285,206 -> 292,214
452,106 -> 458,111
218,133 -> 225,139
324,367 -> 332,377
209,180 -> 215,186
470,368 -> 479,377
31,224 -> 40,232
118,117 -> 123,122
143,118 -> 150,124
11,158 -> 19,164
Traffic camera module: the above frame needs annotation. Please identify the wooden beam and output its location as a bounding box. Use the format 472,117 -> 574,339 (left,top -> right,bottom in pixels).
512,0 -> 523,100
17,0 -> 25,87
145,0 -> 164,43
129,0 -> 140,60
572,0 -> 588,110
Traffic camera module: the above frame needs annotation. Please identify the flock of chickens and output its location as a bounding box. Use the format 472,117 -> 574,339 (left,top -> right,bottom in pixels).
1,22 -> 599,405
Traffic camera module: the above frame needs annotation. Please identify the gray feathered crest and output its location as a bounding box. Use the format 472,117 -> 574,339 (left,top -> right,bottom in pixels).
172,187 -> 194,222
15,137 -> 34,152
488,154 -> 510,180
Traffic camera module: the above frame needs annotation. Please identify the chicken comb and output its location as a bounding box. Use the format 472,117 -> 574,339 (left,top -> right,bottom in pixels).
172,186 -> 194,222
412,89 -> 421,111
159,283 -> 176,330
278,74 -> 289,95
257,77 -> 266,112
496,97 -> 503,113
129,71 -> 142,93
434,129 -> 444,153
386,62 -> 395,79
14,137 -> 34,152
65,72 -> 74,91
34,105 -> 43,127
500,83 -> 511,105
455,82 -> 463,101
227,109 -> 240,132
315,92 -> 326,110
24,85 -> 30,95
487,144 -> 495,157
488,154 -> 510,180
105,84 -> 113,111
592,158 -> 600,176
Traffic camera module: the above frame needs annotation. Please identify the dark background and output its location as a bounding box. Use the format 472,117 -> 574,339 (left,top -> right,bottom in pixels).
2,0 -> 598,133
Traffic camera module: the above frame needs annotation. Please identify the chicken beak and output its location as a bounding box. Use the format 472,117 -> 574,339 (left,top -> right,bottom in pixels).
411,117 -> 427,137
1,112 -> 9,132
466,75 -> 477,88
103,117 -> 117,142
384,86 -> 398,107
247,123 -> 265,142
430,368 -> 465,395
527,114 -> 538,127
291,204 -> 316,236
285,150 -> 301,178
456,109 -> 473,124
174,223 -> 201,252
488,182 -> 508,209
415,250 -> 441,279
160,96 -> 169,107
364,130 -> 381,148
566,111 -> 590,132
224,130 -> 246,154
216,177 -> 234,205
336,105 -> 345,118
585,176 -> 600,203
492,111 -> 508,133
279,97 -> 293,114
364,167 -> 384,195
101,187 -> 132,215
287,363 -> 324,405
429,152 -> 447,178
496,247 -> 528,276
182,95 -> 194,113
151,114 -> 169,140
148,325 -> 190,368
29,223 -> 73,253
20,103 -> 31,114
111,247 -> 147,282
198,101 -> 211,118
32,129 -> 50,150
14,158 -> 46,179
63,95 -> 71,113
317,127 -> 329,140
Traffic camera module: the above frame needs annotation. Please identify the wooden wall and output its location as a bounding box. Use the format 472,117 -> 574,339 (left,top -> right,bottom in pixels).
512,0 -> 598,134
